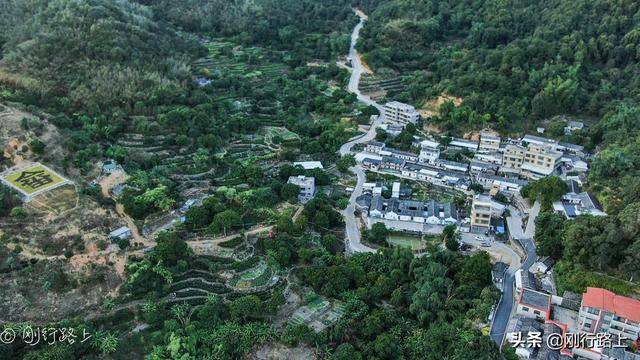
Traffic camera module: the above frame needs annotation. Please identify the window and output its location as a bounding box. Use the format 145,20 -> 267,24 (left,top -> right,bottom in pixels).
534,310 -> 541,315
521,306 -> 530,312
586,307 -> 600,315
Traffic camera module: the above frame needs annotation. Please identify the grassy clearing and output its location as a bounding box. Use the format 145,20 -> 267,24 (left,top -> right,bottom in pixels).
26,185 -> 78,215
387,233 -> 426,250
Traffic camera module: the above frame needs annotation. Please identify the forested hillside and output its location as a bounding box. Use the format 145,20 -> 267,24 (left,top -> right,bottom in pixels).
147,0 -> 354,58
356,0 -> 640,132
0,0 -> 201,116
355,0 -> 640,295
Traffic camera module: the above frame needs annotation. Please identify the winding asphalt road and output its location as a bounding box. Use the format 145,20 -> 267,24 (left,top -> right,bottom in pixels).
338,11 -> 543,353
338,10 -> 384,254
489,203 -> 539,346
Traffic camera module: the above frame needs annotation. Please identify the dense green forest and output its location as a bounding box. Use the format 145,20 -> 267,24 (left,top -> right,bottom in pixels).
356,0 -> 640,297
356,0 -> 640,133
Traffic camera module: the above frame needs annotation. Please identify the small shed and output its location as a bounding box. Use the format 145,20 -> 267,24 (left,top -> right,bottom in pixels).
108,226 -> 132,241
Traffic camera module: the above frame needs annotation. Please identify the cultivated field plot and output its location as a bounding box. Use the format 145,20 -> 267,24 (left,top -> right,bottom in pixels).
289,296 -> 345,332
0,163 -> 70,200
26,185 -> 78,215
262,126 -> 300,144
359,73 -> 407,101
229,261 -> 274,289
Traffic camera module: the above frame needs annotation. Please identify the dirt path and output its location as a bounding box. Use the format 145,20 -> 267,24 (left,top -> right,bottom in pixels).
99,170 -> 149,246
355,8 -> 368,20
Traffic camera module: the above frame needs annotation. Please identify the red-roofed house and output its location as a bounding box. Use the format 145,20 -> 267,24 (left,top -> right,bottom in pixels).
578,287 -> 640,340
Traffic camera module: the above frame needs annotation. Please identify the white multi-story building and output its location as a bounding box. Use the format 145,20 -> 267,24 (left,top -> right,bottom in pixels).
418,139 -> 440,164
470,194 -> 506,232
479,131 -> 501,153
287,175 -> 315,204
383,101 -> 420,124
578,287 -> 640,340
500,144 -> 526,175
521,144 -> 563,180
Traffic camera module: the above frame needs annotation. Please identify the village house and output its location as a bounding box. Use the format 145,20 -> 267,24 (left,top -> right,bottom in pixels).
383,101 -> 420,124
515,288 -> 551,321
380,156 -> 405,171
475,173 -> 528,193
361,157 -> 381,170
479,131 -> 501,153
553,191 -> 605,219
449,137 -> 479,152
470,194 -> 506,232
435,159 -> 469,173
564,120 -> 585,135
520,144 -> 563,180
293,161 -> 324,170
418,139 -> 440,164
578,287 -> 640,341
470,160 -> 499,174
367,195 -> 458,229
108,226 -> 132,242
382,148 -> 419,163
365,141 -> 386,154
287,175 -> 315,203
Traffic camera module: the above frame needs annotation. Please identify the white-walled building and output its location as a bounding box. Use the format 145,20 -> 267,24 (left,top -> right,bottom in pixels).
287,175 -> 315,203
578,287 -> 640,340
383,101 -> 420,124
368,195 -> 458,230
365,141 -> 386,154
470,194 -> 506,232
475,173 -> 528,193
449,137 -> 479,152
521,144 -> 563,180
293,161 -> 324,170
515,288 -> 551,321
418,139 -> 440,164
479,131 -> 501,153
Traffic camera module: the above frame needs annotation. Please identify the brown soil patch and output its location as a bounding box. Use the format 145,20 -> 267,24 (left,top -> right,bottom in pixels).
358,53 -> 373,75
418,93 -> 463,118
355,9 -> 368,20
0,102 -> 66,167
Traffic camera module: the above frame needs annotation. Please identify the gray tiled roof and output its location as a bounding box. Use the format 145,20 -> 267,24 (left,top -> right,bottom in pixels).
369,195 -> 457,220
520,288 -> 550,310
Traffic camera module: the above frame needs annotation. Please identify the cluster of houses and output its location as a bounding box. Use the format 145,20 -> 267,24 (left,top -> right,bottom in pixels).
552,180 -> 605,219
508,264 -> 640,360
356,181 -> 458,233
362,140 -> 473,191
360,125 -> 592,195
356,108 -> 602,235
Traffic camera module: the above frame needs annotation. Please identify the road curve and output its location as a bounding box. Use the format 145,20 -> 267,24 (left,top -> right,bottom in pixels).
489,204 -> 539,346
339,11 -> 385,157
338,9 -> 382,254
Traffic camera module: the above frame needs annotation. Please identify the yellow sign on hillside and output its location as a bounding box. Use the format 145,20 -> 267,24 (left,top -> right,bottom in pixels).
1,164 -> 67,196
